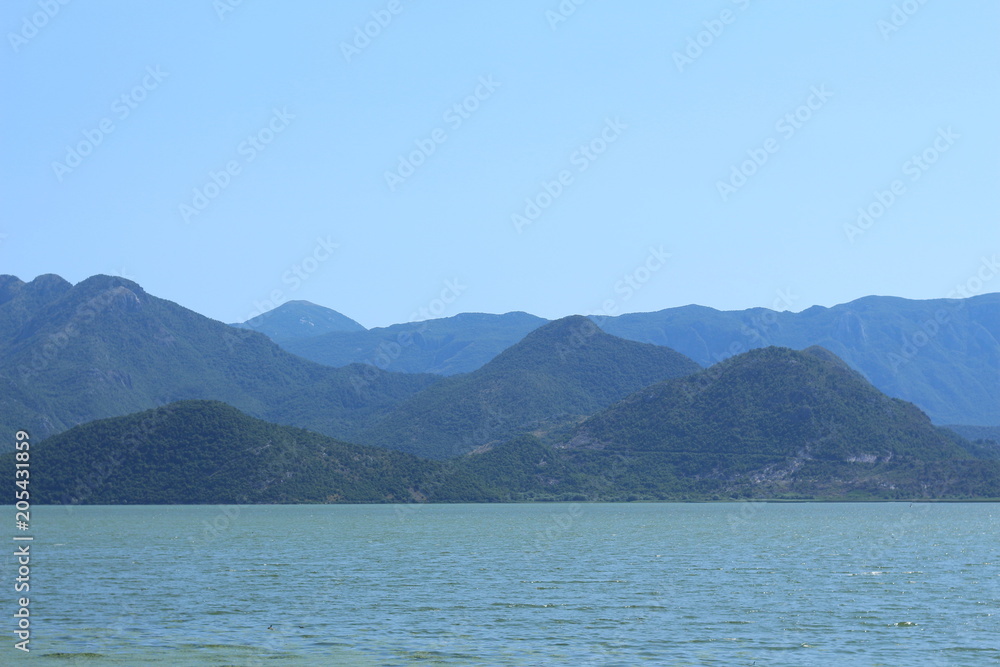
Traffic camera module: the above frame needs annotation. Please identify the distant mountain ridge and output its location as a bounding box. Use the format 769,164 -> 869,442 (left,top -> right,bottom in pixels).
14,346 -> 999,504
231,300 -> 365,341
248,293 -> 1000,426
356,315 -> 701,459
279,311 -> 548,375
5,273 -> 999,441
594,294 -> 1000,426
453,346 -> 998,500
0,274 -> 438,443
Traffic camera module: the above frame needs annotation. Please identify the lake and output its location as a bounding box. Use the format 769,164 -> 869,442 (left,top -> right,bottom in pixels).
3,503 -> 997,665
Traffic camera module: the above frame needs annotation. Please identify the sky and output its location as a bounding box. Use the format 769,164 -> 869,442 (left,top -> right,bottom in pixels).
2,0 -> 998,329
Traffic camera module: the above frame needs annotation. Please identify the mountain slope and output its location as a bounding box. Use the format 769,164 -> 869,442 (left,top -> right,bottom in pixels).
358,315 -> 701,459
527,345 -> 993,499
270,293 -> 1000,425
0,273 -> 73,343
595,293 -> 1000,425
942,424 -> 1000,460
281,311 -> 548,375
442,346 -> 1000,501
0,275 -> 439,443
13,381 -> 997,504
14,401 -> 445,504
231,300 -> 365,342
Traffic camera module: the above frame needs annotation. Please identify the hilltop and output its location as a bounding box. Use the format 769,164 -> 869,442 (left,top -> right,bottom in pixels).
356,315 -> 700,459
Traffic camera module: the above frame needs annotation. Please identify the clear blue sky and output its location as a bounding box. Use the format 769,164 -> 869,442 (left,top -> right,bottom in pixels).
2,1 -> 998,328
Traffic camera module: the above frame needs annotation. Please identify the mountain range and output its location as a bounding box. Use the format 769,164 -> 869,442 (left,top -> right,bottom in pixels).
3,272 -> 998,504
279,310 -> 547,376
0,275 -> 701,455
355,315 -> 700,458
0,274 -> 439,442
235,294 -> 1000,426
14,345 -> 998,504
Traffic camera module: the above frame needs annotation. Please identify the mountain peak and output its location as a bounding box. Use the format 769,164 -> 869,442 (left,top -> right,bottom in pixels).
0,275 -> 26,306
359,317 -> 700,458
31,273 -> 72,289
232,300 -> 365,342
508,315 -> 602,349
802,345 -> 855,372
0,274 -> 74,307
568,344 -> 969,477
73,274 -> 147,300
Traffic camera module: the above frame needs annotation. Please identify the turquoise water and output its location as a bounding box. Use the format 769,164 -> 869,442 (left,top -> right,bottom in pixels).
2,503 -> 997,665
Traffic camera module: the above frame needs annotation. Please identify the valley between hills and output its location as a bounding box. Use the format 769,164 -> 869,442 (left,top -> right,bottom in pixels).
2,274 -> 998,503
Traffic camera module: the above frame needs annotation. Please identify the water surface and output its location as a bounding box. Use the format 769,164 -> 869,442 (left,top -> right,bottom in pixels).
4,503 -> 998,665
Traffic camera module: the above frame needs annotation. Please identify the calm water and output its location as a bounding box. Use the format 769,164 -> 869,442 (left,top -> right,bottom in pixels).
2,503 -> 997,665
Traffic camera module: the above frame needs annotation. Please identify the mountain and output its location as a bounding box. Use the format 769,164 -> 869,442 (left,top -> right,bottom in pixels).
264,294 -> 999,426
14,401 -> 446,504
594,294 -> 1000,425
357,315 -> 701,459
944,424 -> 1000,443
942,424 -> 1000,460
0,274 -> 439,444
486,345 -> 995,499
15,353 -> 999,503
280,311 -> 548,376
0,273 -> 73,342
231,300 -> 365,342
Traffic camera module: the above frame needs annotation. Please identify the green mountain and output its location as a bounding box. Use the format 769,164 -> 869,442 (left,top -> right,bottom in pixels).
0,273 -> 74,342
944,424 -> 1000,443
595,294 -> 1000,426
357,315 -> 701,459
280,311 -> 548,375
231,300 -> 365,341
13,346 -> 999,504
450,346 -> 1000,500
15,401 -> 446,504
0,275 -> 438,444
942,424 -> 1000,460
263,293 -> 1000,426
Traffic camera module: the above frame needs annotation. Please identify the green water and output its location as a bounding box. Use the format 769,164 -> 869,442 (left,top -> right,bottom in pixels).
2,503 -> 997,665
